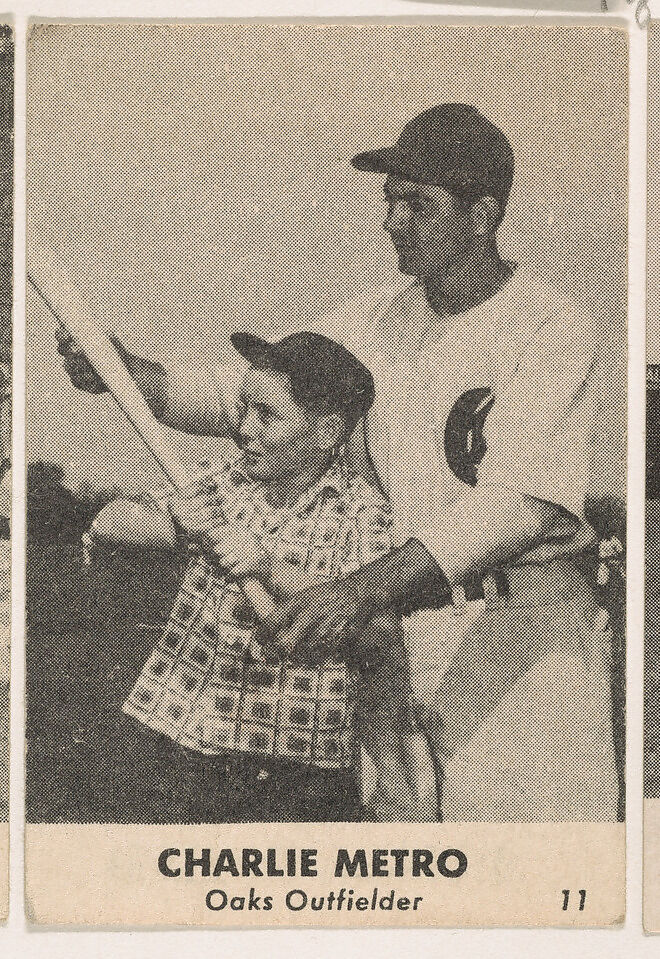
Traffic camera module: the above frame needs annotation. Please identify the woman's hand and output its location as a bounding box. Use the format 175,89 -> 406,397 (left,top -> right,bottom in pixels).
205,525 -> 272,583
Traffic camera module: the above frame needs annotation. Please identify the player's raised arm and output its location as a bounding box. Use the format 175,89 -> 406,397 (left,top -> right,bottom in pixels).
266,305 -> 599,662
57,330 -> 241,439
30,257 -> 240,439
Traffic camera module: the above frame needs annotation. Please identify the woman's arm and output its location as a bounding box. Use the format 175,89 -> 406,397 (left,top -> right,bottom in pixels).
86,498 -> 178,554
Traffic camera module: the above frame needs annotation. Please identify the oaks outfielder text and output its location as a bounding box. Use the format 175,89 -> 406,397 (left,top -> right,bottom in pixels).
157,846 -> 468,913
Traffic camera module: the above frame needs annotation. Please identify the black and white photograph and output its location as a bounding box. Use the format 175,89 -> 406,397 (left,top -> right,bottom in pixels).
24,20 -> 626,926
0,22 -> 11,924
645,18 -> 660,935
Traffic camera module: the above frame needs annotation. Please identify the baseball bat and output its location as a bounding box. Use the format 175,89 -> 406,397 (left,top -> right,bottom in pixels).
27,267 -> 277,621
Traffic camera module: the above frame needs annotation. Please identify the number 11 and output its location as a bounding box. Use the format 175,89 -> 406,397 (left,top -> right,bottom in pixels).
561,890 -> 587,911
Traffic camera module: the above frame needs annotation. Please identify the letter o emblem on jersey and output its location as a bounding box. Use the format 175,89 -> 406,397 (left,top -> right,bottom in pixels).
444,387 -> 495,486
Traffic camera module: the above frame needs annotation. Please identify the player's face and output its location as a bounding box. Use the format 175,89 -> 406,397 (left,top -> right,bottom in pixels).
236,367 -> 328,484
382,175 -> 473,281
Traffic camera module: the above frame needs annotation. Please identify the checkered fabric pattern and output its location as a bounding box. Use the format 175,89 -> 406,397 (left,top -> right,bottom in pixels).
123,456 -> 393,769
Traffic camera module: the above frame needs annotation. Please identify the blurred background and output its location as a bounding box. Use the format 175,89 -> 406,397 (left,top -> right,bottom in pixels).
25,22 -> 627,822
27,22 -> 627,497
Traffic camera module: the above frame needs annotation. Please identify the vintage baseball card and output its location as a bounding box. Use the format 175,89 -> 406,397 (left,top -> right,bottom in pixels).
25,20 -> 626,927
0,23 -> 10,926
646,19 -> 660,936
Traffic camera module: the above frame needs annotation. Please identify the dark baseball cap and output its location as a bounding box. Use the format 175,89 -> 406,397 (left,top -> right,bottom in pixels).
231,330 -> 375,427
351,103 -> 514,210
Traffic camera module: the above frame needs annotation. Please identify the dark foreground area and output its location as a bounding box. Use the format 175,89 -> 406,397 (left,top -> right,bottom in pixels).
27,540 -> 180,822
646,501 -> 660,797
26,539 -> 359,823
25,463 -> 359,823
26,465 -> 626,822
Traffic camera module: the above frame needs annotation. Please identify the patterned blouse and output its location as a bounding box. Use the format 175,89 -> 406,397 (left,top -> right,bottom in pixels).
122,455 -> 393,770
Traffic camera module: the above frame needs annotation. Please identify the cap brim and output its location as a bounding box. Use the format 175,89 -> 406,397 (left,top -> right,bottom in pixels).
351,146 -> 403,174
231,332 -> 282,370
351,147 -> 450,188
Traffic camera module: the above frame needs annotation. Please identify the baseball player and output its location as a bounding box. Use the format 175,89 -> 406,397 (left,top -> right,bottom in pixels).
59,102 -> 619,821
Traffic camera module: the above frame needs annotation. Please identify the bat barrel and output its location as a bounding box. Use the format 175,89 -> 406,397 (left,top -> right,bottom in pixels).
29,267 -> 278,622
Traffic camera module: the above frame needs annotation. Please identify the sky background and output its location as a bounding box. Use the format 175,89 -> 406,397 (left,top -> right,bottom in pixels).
26,21 -> 627,497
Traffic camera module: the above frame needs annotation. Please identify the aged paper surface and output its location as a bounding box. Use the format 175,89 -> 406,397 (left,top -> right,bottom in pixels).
646,19 -> 660,936
0,23 -> 10,927
25,822 -> 624,927
26,21 -> 626,927
0,823 -> 6,923
645,800 -> 660,932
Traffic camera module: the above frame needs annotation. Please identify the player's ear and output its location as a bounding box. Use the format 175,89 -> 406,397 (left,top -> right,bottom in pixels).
469,195 -> 500,237
316,412 -> 345,453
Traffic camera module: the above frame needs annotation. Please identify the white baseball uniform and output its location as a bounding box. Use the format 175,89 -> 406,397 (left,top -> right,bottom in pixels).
167,265 -> 620,821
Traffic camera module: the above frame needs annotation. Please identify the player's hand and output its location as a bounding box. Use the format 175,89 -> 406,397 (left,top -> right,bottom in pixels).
56,326 -> 106,393
258,578 -> 374,666
167,489 -> 226,544
205,525 -> 272,583
349,613 -> 401,672
57,328 -> 130,395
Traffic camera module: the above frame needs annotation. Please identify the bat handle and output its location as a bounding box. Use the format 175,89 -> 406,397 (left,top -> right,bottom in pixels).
187,485 -> 277,621
241,578 -> 277,620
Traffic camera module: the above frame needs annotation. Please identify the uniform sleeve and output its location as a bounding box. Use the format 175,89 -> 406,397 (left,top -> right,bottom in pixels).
307,288 -> 401,367
164,360 -> 245,435
477,306 -> 599,520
